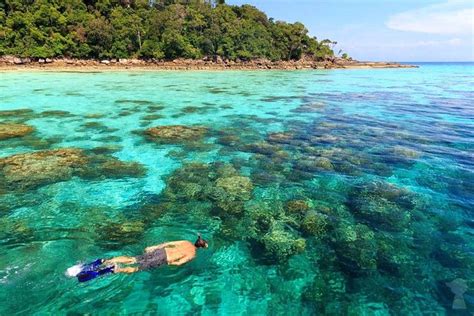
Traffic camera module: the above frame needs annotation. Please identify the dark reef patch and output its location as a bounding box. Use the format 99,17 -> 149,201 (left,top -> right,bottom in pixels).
144,125 -> 208,144
39,110 -> 75,118
141,114 -> 165,121
180,105 -> 214,115
78,121 -> 119,133
0,148 -> 146,192
115,99 -> 155,105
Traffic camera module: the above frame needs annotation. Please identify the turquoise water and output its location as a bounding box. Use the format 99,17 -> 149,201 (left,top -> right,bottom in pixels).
0,64 -> 473,315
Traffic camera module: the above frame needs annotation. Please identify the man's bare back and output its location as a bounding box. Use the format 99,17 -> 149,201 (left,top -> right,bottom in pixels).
145,240 -> 197,266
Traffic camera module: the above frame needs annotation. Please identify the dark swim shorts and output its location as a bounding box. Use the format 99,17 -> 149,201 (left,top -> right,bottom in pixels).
135,248 -> 167,270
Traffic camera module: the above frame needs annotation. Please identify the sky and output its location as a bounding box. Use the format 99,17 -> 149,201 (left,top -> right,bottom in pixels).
227,0 -> 474,62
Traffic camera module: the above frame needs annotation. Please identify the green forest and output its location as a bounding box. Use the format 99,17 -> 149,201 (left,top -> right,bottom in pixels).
0,0 -> 335,61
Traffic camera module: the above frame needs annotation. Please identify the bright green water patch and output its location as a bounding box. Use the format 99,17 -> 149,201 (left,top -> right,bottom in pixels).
0,64 -> 473,314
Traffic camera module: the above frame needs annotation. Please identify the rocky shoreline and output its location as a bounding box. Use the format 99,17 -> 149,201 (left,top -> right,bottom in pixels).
0,56 -> 417,71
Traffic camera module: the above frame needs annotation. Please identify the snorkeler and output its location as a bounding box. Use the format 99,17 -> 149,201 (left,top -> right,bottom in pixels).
68,234 -> 208,282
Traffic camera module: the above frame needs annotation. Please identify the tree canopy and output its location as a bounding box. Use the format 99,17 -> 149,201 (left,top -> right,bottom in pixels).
0,0 -> 335,61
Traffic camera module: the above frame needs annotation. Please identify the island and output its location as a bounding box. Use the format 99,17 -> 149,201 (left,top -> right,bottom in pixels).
0,0 -> 415,70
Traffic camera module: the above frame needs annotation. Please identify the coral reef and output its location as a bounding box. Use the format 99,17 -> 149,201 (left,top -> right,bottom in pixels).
145,125 -> 208,143
240,141 -> 288,158
0,148 -> 88,190
81,156 -> 147,179
347,181 -> 415,232
333,223 -> 378,273
97,220 -> 145,249
0,123 -> 34,140
215,176 -> 253,201
391,146 -> 421,159
0,148 -> 146,191
39,110 -> 75,118
291,102 -> 325,113
267,132 -> 295,144
303,271 -> 347,311
259,225 -> 306,262
301,211 -> 328,237
295,157 -> 334,172
285,200 -> 311,214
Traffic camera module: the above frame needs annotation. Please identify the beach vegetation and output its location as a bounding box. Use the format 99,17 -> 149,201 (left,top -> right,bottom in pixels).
0,0 -> 335,61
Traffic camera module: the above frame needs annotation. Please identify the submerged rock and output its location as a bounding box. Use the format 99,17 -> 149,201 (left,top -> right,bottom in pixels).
0,123 -> 34,140
145,125 -> 208,143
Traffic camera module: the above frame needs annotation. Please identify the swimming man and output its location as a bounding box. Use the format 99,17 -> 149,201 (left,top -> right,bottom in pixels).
104,234 -> 208,274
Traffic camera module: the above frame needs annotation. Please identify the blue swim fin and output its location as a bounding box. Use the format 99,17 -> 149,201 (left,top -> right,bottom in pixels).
77,266 -> 114,282
66,258 -> 103,277
81,259 -> 104,272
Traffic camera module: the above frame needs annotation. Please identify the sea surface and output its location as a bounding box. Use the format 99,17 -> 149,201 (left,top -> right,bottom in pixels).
0,63 -> 473,315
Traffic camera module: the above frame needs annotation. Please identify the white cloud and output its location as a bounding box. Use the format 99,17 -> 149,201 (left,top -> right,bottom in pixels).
386,0 -> 474,35
411,38 -> 463,47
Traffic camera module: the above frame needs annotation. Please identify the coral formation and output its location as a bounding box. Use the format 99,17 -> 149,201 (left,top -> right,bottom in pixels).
291,102 -> 325,113
215,176 -> 253,201
301,211 -> 328,237
295,157 -> 334,172
348,181 -> 415,232
285,200 -> 311,214
259,225 -> 306,262
97,220 -> 145,249
0,108 -> 34,119
0,148 -> 88,190
267,132 -> 295,144
333,223 -> 378,273
0,123 -> 34,140
0,148 -> 146,191
145,125 -> 208,143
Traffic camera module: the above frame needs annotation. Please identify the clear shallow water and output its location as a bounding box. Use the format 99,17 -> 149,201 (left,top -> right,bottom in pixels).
0,64 -> 473,315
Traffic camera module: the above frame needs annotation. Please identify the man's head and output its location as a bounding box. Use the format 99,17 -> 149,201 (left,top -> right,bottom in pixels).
194,233 -> 208,248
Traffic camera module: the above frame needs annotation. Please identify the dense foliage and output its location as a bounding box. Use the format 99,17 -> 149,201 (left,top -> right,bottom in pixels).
0,0 -> 335,61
